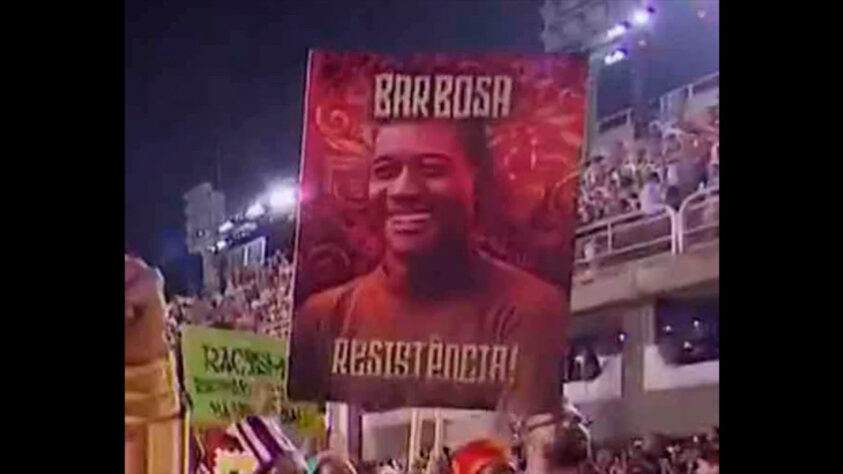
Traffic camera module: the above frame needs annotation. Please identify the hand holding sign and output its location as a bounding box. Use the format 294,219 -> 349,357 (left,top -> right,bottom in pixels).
125,255 -> 168,365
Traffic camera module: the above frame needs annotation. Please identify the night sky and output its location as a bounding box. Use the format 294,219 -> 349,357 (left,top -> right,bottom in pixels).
125,0 -> 718,266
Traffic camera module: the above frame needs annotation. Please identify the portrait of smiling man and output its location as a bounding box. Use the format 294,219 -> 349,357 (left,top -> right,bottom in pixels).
289,119 -> 569,416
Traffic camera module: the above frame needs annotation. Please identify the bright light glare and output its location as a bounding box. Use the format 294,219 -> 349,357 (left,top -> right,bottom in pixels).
269,185 -> 297,211
607,23 -> 627,40
219,220 -> 233,233
631,9 -> 650,26
215,240 -> 227,250
245,202 -> 265,219
604,49 -> 627,66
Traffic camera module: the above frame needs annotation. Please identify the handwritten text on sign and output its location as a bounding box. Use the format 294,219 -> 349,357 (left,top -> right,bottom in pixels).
181,325 -> 301,426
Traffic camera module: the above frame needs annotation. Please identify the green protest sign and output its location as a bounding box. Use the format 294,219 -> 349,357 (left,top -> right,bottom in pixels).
181,325 -> 317,428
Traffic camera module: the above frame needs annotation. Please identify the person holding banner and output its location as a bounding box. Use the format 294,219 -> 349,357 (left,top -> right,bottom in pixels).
125,255 -> 184,474
291,119 -> 569,474
127,255 -> 314,474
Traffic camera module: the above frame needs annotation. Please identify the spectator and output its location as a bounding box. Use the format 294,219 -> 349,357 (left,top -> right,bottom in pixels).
707,161 -> 719,189
664,186 -> 682,212
694,445 -> 718,474
450,440 -> 514,474
665,159 -> 680,189
575,114 -> 718,227
619,199 -> 633,215
639,173 -> 663,215
314,452 -> 359,474
582,237 -> 598,280
163,249 -> 297,342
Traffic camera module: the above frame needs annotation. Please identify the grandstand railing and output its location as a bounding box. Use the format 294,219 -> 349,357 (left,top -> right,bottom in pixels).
678,186 -> 719,253
574,205 -> 678,273
574,187 -> 719,274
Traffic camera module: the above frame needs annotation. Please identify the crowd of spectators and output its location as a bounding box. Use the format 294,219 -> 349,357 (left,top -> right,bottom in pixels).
356,427 -> 718,474
166,250 -> 295,345
577,113 -> 719,228
575,429 -> 719,474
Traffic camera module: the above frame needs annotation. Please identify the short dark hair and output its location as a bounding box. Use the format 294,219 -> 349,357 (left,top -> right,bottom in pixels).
372,120 -> 497,234
544,435 -> 589,469
372,120 -> 492,185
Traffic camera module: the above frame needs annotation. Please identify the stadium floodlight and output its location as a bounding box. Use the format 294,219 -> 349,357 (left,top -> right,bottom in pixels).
245,202 -> 265,219
269,184 -> 297,212
604,49 -> 627,66
219,220 -> 234,233
606,23 -> 628,41
631,7 -> 654,26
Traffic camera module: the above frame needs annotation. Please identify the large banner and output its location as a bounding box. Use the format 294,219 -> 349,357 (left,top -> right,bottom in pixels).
181,325 -> 321,432
289,51 -> 586,415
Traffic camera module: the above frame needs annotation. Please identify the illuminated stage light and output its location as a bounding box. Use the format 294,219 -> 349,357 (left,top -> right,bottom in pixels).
631,9 -> 651,26
269,185 -> 297,211
245,202 -> 265,219
607,23 -> 627,40
604,49 -> 627,66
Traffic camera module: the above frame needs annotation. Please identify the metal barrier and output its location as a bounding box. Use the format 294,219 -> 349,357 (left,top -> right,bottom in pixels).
573,187 -> 720,275
574,205 -> 678,273
678,186 -> 719,253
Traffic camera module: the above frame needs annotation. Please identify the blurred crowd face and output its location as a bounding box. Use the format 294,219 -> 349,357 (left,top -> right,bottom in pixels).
370,122 -> 476,258
695,458 -> 718,474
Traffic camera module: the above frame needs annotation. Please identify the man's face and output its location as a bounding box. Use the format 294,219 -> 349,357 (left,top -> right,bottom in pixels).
370,122 -> 476,257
